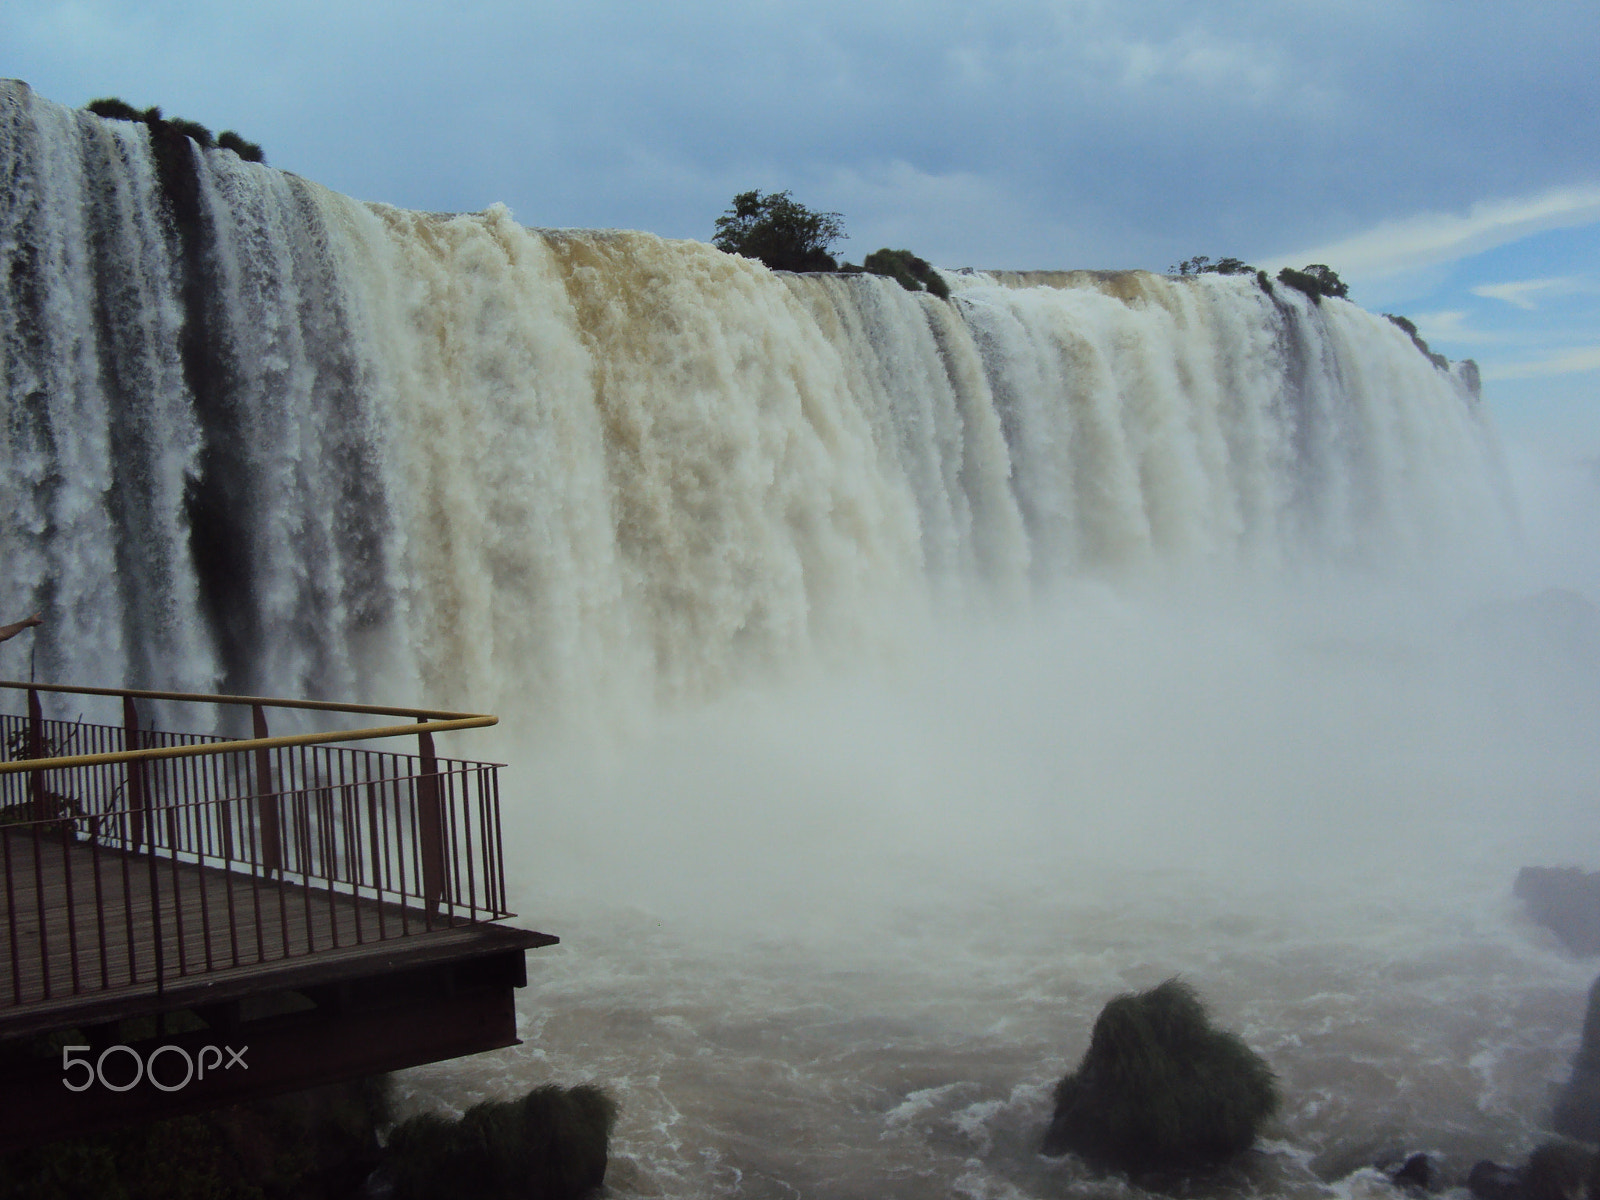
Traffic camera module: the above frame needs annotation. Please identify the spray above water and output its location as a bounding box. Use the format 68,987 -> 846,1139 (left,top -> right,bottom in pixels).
4,79 -> 1593,1199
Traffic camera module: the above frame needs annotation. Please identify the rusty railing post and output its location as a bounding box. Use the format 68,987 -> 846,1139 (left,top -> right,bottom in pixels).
417,722 -> 445,915
26,687 -> 44,821
122,694 -> 147,848
252,705 -> 281,875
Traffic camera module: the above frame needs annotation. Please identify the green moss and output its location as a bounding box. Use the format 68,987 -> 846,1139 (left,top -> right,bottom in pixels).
164,118 -> 215,149
86,97 -> 144,123
81,99 -> 265,164
1383,313 -> 1451,370
216,131 -> 266,164
1042,978 -> 1279,1171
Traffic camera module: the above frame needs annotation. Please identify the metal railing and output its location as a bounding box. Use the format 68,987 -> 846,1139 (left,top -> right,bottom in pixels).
0,681 -> 512,1008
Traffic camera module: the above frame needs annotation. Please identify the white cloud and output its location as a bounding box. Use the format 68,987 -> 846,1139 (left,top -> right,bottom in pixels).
1265,185 -> 1600,282
1090,28 -> 1301,107
1412,310 -> 1477,341
1483,345 -> 1600,381
818,159 -> 1074,267
1471,276 -> 1585,311
1408,309 -> 1511,347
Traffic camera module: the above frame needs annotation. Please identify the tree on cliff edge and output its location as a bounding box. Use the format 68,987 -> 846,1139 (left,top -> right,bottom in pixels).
713,190 -> 845,272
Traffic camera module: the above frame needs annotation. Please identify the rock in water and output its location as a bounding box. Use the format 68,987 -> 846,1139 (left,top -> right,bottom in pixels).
1467,1159 -> 1522,1200
377,1083 -> 617,1200
1554,974 -> 1600,1143
1391,1152 -> 1435,1192
1514,867 -> 1600,956
1521,1141 -> 1595,1200
1041,978 -> 1279,1171
1466,1143 -> 1597,1200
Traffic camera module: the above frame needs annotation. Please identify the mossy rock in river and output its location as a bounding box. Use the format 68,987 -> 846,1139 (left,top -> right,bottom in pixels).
1041,977 -> 1279,1171
379,1082 -> 617,1200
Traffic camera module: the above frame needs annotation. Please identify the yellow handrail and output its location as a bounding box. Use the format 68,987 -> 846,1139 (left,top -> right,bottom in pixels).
0,679 -> 497,775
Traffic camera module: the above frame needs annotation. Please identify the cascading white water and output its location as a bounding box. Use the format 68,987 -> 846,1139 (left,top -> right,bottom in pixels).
10,80 -> 1592,1200
1,79 -> 1511,721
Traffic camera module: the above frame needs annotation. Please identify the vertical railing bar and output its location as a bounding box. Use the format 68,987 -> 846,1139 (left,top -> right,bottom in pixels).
397,775 -> 412,936
297,789 -> 314,954
346,783 -> 366,945
366,776 -> 386,940
485,765 -> 498,914
475,767 -> 492,915
468,765 -> 481,917
456,770 -> 477,923
26,688 -> 44,823
417,725 -> 444,925
147,821 -> 164,993
341,756 -> 359,889
303,785 -> 320,950
165,803 -> 185,978
217,746 -> 234,865
381,753 -> 395,915
307,748 -> 320,875
486,764 -> 501,913
196,791 -> 214,973
224,792 -> 241,967
248,762 -> 267,965
490,765 -> 506,915
121,831 -> 137,986
252,705 -> 281,877
29,794 -> 50,1000
59,798 -> 82,994
378,758 -> 396,925
4,829 -> 21,1004
412,771 -> 429,932
324,786 -> 342,949
188,751 -> 200,854
224,800 -> 238,966
274,787 -> 290,960
445,769 -> 461,922
91,832 -> 108,991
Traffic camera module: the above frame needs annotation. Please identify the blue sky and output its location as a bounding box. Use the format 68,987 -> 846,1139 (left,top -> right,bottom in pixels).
5,0 -> 1599,451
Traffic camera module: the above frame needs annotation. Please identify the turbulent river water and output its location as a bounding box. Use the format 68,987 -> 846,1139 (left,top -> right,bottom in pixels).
5,78 -> 1598,1198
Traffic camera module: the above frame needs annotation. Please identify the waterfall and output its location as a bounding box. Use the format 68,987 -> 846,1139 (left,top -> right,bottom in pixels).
1,80 -> 1512,722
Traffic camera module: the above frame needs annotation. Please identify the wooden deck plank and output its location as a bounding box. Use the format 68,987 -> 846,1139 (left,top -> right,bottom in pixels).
1,833 -> 537,1028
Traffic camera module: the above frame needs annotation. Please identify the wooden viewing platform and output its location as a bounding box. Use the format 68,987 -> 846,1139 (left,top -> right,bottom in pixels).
0,681 -> 557,1150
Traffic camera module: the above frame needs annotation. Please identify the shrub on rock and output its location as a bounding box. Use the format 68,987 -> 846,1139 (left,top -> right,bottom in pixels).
86,97 -> 144,122
217,130 -> 266,163
1275,264 -> 1349,303
861,248 -> 950,299
380,1083 -> 617,1200
1041,978 -> 1279,1171
712,190 -> 845,273
82,99 -> 266,163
